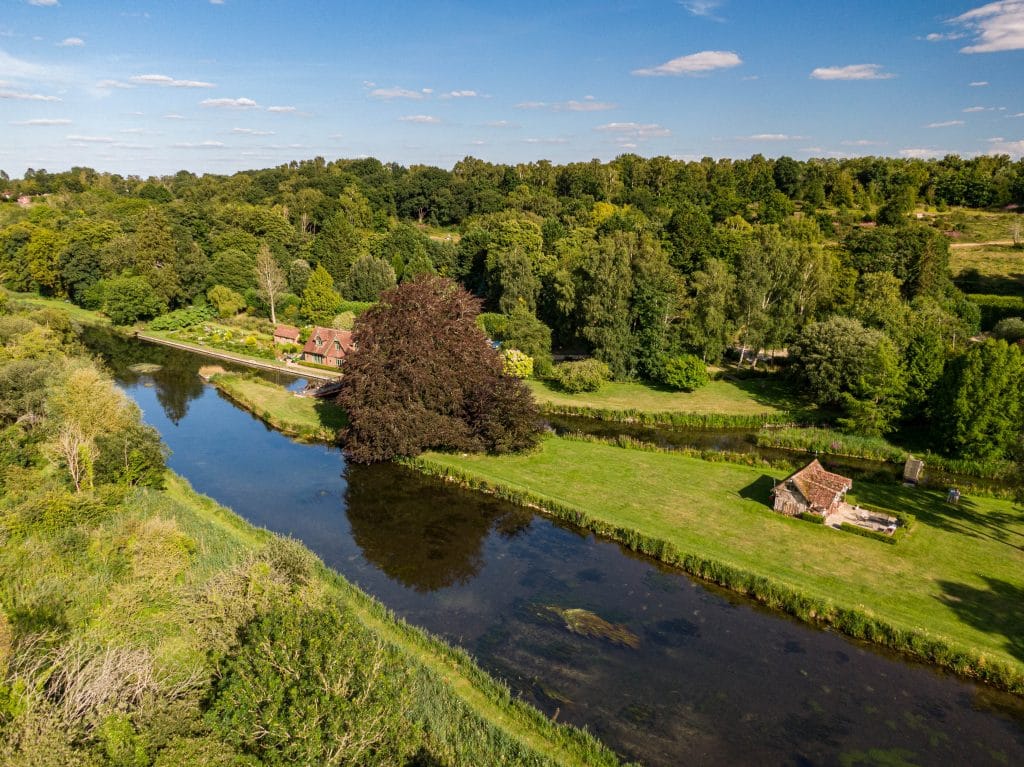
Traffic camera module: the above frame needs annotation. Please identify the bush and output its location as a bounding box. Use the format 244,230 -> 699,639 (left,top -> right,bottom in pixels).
553,359 -> 610,393
99,276 -> 166,325
207,285 -> 247,319
206,601 -> 419,767
967,294 -> 1024,330
148,305 -> 216,331
658,354 -> 710,391
94,421 -> 168,489
501,349 -> 533,379
992,316 -> 1024,343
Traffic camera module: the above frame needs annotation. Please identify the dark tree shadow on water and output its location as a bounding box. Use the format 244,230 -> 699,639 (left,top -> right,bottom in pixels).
937,577 -> 1024,664
739,475 -> 777,505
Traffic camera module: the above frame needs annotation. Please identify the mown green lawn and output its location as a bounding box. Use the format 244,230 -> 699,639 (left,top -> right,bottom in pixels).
212,374 -> 347,439
527,377 -> 799,415
422,436 -> 1024,671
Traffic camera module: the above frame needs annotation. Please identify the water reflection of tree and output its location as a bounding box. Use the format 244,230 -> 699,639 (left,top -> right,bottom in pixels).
345,463 -> 532,593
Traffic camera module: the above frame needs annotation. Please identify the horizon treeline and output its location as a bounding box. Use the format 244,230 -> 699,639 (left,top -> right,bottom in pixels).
2,152 -> 1023,458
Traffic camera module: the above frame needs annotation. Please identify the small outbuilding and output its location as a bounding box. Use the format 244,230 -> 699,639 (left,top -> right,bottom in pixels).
771,459 -> 853,518
273,324 -> 301,345
302,326 -> 355,367
903,456 -> 924,486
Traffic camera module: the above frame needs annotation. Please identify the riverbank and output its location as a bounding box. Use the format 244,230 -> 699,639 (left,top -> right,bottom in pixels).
210,372 -> 347,441
413,436 -> 1024,693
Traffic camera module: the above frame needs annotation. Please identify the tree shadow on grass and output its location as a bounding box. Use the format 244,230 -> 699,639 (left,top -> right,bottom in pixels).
855,484 -> 1024,553
739,475 -> 777,506
313,398 -> 348,432
937,576 -> 1024,664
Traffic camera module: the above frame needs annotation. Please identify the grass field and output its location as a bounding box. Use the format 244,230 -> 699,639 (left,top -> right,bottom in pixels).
9,292 -> 111,324
527,377 -> 799,416
420,436 -> 1024,675
950,243 -> 1024,295
927,208 -> 1024,244
212,373 -> 347,440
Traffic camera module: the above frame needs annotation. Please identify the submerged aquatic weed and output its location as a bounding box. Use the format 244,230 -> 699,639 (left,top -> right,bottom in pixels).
546,606 -> 640,649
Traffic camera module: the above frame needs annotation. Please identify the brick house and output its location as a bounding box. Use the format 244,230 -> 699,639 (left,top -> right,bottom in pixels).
301,326 -> 354,367
273,324 -> 300,345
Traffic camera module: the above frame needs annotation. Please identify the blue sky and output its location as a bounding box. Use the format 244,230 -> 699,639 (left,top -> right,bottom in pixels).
2,0 -> 1023,176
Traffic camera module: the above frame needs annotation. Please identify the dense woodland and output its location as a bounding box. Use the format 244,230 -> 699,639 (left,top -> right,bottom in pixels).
2,153 -> 1023,461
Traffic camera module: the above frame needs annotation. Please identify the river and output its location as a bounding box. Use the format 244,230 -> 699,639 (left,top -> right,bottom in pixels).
88,330 -> 1024,767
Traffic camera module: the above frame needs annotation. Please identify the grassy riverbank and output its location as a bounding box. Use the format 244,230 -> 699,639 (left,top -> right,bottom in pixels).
414,436 -> 1024,690
210,372 -> 347,441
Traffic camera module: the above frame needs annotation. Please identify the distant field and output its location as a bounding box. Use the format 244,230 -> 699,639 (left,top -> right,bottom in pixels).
526,377 -> 799,416
8,292 -> 110,324
950,243 -> 1024,295
926,208 -> 1023,244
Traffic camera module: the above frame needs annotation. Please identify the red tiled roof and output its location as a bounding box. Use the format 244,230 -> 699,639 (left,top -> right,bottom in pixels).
782,459 -> 852,511
302,326 -> 354,361
274,325 -> 300,340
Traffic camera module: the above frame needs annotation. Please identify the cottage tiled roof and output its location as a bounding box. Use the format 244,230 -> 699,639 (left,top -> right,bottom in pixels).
783,459 -> 852,511
302,326 -> 354,359
274,324 -> 300,340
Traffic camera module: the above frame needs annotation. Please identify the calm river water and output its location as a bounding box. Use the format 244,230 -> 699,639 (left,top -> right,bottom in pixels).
90,332 -> 1024,767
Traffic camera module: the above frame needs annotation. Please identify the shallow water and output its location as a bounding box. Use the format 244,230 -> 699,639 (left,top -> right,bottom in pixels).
92,332 -> 1024,766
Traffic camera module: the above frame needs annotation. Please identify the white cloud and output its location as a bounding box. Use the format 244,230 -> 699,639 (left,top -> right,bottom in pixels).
11,117 -> 70,125
96,79 -> 134,90
232,127 -> 275,135
66,134 -> 113,143
523,137 -> 569,144
899,147 -> 949,158
681,1 -> 724,21
210,0 -> 225,4
632,50 -> 742,76
445,90 -> 477,98
953,2 -> 1024,53
0,48 -> 65,84
595,122 -> 671,139
131,73 -> 216,88
970,80 -> 990,86
422,88 -> 433,94
266,105 -> 297,113
399,114 -> 440,124
57,37 -> 84,47
515,101 -> 547,109
0,88 -> 60,101
171,140 -> 226,148
201,97 -> 258,108
810,64 -> 895,80
987,136 -> 1024,156
924,31 -> 965,41
841,139 -> 886,146
556,99 -> 616,112
928,120 -> 966,127
484,119 -> 518,128
28,0 -> 59,6
111,142 -> 154,150
963,105 -> 994,112
738,133 -> 806,141
163,113 -> 186,120
370,86 -> 423,100
1013,112 -> 1024,117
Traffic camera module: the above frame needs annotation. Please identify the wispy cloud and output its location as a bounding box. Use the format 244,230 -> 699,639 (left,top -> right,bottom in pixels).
11,117 -> 70,125
0,88 -> 60,101
963,105 -> 995,112
266,105 -> 298,113
927,119 -> 965,127
923,31 -> 965,41
970,80 -> 989,86
632,50 -> 741,76
554,99 -> 616,112
737,133 -> 806,141
232,127 -> 275,135
56,37 -> 84,47
841,139 -> 886,146
399,114 -> 440,124
680,1 -> 725,21
899,147 -> 949,158
28,0 -> 59,6
810,64 -> 895,80
66,134 -> 113,143
443,90 -> 478,98
515,101 -> 547,109
595,122 -> 671,140
953,2 -> 1024,53
483,119 -> 519,128
201,97 -> 258,108
171,140 -> 226,148
987,137 -> 1024,156
523,137 -> 569,145
163,113 -> 186,120
131,73 -> 216,88
96,79 -> 134,90
370,86 -> 423,100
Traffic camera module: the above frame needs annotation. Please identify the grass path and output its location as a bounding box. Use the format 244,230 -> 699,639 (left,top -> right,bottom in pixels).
419,436 -> 1024,676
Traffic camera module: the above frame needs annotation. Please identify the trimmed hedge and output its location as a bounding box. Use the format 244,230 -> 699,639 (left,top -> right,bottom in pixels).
404,456 -> 1024,695
798,511 -> 825,524
967,293 -> 1024,330
839,522 -> 897,545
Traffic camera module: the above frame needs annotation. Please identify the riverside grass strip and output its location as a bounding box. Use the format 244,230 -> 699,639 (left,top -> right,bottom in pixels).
539,402 -> 796,429
209,373 -> 346,442
163,474 -> 628,767
405,446 -> 1024,696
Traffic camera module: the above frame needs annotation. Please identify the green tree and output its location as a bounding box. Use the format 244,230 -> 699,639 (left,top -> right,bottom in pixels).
679,258 -> 736,363
313,213 -> 367,287
659,354 -> 710,391
932,339 -> 1024,459
301,265 -> 342,325
207,285 -> 247,318
346,255 -> 396,302
338,276 -> 540,462
494,303 -> 553,377
101,276 -> 166,325
851,272 -> 910,340
208,248 -> 257,294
